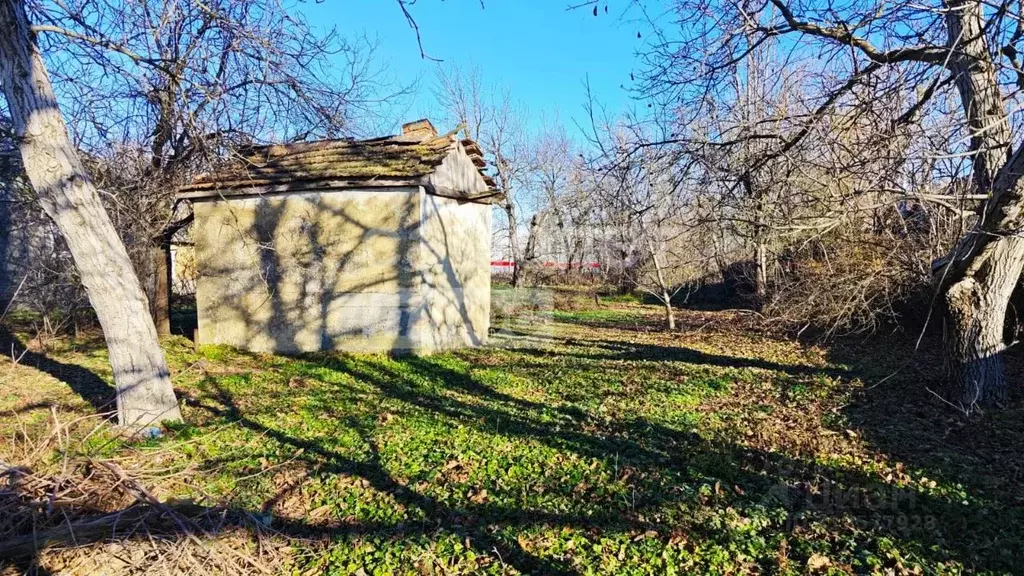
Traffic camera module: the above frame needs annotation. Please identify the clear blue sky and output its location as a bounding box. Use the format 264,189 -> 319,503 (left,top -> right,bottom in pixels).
298,1 -> 648,137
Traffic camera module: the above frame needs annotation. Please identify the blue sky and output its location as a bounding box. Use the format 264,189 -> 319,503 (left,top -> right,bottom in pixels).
298,1 -> 649,136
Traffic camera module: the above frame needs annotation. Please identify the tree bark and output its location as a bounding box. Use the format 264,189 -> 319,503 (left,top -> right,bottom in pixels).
649,240 -> 676,330
938,0 -> 1022,408
754,238 -> 767,308
743,175 -> 769,310
152,244 -> 172,337
0,0 -> 181,428
521,212 -> 545,285
942,260 -> 1017,405
504,198 -> 523,288
662,288 -> 676,331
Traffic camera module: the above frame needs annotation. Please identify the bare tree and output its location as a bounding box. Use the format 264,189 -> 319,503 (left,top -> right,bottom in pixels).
583,117 -> 692,329
0,0 -> 394,427
533,123 -> 593,280
623,0 -> 1024,408
0,0 -> 181,428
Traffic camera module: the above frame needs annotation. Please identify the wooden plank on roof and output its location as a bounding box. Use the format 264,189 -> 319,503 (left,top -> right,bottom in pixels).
177,177 -> 425,200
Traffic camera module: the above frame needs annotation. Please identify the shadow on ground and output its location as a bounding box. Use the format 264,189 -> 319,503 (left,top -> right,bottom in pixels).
0,327 -> 114,415
828,331 -> 1024,562
2,318 -> 1023,573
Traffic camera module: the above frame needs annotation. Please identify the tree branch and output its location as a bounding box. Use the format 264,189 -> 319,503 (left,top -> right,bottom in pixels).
30,24 -> 173,73
767,0 -> 950,65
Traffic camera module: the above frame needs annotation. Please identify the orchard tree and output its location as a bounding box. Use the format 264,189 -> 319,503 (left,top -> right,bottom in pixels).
0,0 -> 395,428
0,0 -> 180,428
624,0 -> 1024,409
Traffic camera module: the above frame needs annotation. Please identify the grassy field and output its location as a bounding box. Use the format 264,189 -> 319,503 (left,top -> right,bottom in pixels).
1,295 -> 1023,574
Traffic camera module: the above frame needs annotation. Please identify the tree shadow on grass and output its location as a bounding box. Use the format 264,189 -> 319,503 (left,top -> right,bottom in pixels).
196,348 -> 1021,570
332,352 -> 1023,571
196,381 -> 579,575
3,332 -> 1023,573
827,331 -> 1024,560
502,331 -> 848,380
453,349 -> 1024,557
0,326 -> 114,415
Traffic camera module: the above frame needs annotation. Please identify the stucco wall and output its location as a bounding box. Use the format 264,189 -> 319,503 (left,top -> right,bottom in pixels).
193,188 -> 424,353
418,193 -> 491,350
193,186 -> 491,354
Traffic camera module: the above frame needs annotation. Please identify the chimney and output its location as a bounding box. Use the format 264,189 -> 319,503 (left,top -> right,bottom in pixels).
401,119 -> 438,140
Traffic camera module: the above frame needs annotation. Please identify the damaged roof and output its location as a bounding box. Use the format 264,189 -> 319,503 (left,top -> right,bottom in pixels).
178,119 -> 501,204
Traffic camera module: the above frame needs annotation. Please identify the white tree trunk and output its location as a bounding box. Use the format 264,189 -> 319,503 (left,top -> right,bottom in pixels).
0,0 -> 181,428
754,237 -> 767,308
662,289 -> 676,331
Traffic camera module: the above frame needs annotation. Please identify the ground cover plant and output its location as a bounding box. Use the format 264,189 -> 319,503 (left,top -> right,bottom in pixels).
1,296 -> 1022,574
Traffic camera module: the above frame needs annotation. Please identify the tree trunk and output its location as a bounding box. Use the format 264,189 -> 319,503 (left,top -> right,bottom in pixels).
649,240 -> 675,330
942,249 -> 1021,405
744,175 -> 769,310
505,199 -> 523,288
152,244 -> 172,337
571,237 -> 585,278
521,212 -> 545,285
945,1 -> 1011,195
662,289 -> 676,331
0,0 -> 181,428
937,0 -> 1021,407
754,238 -> 767,308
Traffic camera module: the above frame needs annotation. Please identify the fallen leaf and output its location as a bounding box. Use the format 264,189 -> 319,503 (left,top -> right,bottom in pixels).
807,553 -> 831,571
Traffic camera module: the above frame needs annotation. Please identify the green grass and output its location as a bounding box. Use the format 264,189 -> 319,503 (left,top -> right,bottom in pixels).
598,292 -> 644,304
2,301 -> 1023,574
551,308 -> 653,327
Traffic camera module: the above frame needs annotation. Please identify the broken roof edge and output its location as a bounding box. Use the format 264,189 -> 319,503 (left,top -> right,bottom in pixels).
426,184 -> 506,204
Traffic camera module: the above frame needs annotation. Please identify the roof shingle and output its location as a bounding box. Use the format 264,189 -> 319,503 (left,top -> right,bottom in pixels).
178,120 -> 498,202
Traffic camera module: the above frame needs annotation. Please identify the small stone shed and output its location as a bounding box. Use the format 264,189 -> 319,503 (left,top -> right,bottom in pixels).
178,120 -> 501,354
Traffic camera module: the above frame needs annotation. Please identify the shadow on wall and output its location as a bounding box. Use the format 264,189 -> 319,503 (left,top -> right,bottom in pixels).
192,188 -> 487,354
418,193 -> 488,349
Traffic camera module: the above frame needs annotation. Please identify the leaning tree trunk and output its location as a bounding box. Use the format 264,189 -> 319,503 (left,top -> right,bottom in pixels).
0,0 -> 181,428
936,0 -> 1023,408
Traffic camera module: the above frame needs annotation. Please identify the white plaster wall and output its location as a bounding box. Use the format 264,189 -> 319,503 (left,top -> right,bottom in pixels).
417,190 -> 492,351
